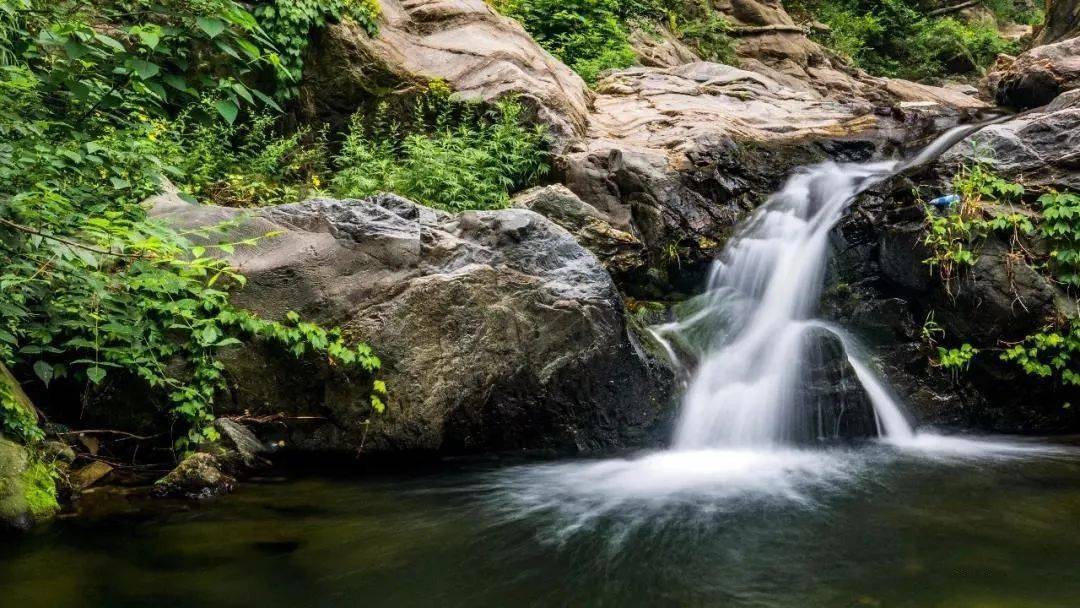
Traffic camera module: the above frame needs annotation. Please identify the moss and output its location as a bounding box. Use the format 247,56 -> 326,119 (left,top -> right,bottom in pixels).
21,460 -> 59,519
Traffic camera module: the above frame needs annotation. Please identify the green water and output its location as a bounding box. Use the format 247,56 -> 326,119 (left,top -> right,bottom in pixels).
3,438 -> 1080,607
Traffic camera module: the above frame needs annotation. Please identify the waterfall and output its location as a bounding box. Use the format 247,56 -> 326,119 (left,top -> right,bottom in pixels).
651,124 -> 991,449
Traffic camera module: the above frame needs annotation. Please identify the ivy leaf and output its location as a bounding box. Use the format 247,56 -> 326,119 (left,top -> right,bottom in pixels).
86,366 -> 106,385
213,99 -> 239,124
33,361 -> 54,387
196,17 -> 226,38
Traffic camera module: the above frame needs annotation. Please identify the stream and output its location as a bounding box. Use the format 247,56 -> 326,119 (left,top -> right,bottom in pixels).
3,439 -> 1080,607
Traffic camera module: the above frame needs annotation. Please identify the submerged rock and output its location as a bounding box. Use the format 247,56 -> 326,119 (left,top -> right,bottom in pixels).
152,192 -> 673,455
152,453 -> 235,500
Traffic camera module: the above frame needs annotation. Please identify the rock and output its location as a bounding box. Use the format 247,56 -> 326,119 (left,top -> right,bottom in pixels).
942,89 -> 1080,191
0,438 -> 58,532
204,419 -> 271,473
795,328 -> 881,443
69,461 -> 114,492
298,0 -> 591,149
1036,0 -> 1080,45
629,25 -> 701,68
512,185 -> 647,277
151,453 -> 235,500
151,191 -> 672,455
984,37 -> 1080,109
559,62 -> 887,279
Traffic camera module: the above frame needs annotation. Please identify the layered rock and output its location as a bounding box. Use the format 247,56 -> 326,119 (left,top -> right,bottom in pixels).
558,62 -> 893,289
984,36 -> 1080,108
298,0 -> 591,148
152,192 -> 672,455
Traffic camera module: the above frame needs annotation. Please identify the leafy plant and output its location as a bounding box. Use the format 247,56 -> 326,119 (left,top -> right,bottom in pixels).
253,0 -> 380,100
1039,191 -> 1080,288
1002,319 -> 1080,387
936,343 -> 978,372
333,91 -> 548,212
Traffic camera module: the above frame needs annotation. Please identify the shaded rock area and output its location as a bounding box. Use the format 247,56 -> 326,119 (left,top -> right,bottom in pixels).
298,0 -> 591,149
151,191 -> 673,456
0,439 -> 58,532
827,89 -> 1079,432
984,37 -> 1080,109
1036,0 -> 1080,45
794,328 -> 881,443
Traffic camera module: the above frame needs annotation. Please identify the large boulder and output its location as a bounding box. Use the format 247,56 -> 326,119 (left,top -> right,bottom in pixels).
942,89 -> 1080,191
984,37 -> 1080,109
0,439 -> 57,533
298,0 -> 591,149
151,192 -> 672,455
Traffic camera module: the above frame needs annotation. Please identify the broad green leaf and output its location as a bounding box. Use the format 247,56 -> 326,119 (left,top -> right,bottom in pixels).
196,17 -> 226,38
214,99 -> 239,124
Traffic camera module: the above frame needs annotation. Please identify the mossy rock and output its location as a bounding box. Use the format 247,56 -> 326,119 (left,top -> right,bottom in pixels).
0,438 -> 59,532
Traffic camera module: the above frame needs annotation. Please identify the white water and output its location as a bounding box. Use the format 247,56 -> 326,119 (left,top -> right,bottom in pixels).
490,124 -> 1070,536
652,124 -> 995,449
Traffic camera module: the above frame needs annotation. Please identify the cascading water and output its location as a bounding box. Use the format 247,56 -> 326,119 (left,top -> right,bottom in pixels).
651,122 -> 994,449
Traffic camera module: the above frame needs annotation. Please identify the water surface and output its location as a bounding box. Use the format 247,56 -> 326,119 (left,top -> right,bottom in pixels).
4,437 -> 1080,607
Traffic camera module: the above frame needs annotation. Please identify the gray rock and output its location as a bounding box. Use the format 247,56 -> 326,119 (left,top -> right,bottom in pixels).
1036,0 -> 1080,45
984,37 -> 1080,109
942,89 -> 1080,191
151,192 -> 672,455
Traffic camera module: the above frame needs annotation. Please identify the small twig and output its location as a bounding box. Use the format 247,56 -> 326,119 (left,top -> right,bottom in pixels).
58,429 -> 164,441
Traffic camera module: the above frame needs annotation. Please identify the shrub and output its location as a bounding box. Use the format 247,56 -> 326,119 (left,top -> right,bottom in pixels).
333,93 -> 548,212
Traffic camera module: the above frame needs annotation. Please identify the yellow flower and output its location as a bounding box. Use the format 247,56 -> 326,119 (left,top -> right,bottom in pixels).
311,175 -> 322,189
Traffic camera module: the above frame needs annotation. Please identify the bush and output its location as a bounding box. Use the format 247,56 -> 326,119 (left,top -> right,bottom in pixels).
332,92 -> 548,212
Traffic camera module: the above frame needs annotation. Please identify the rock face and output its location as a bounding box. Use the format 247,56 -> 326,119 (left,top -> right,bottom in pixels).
984,37 -> 1080,109
152,192 -> 672,455
943,89 -> 1080,191
299,0 -> 591,148
1037,0 -> 1080,45
828,95 -> 1079,432
559,62 -> 888,288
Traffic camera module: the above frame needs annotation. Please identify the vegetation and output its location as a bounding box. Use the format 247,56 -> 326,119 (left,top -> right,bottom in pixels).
0,0 -> 384,453
492,0 -> 735,83
333,90 -> 549,212
788,0 -> 1019,81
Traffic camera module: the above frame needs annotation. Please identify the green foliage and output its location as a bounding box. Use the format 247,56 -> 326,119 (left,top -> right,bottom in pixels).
936,343 -> 978,372
253,0 -> 380,99
159,109 -> 329,207
333,92 -> 548,212
494,0 -> 637,83
922,162 -> 1025,288
1002,319 -> 1080,387
0,381 -> 42,444
1039,192 -> 1080,288
793,0 -> 1016,81
493,0 -> 735,83
20,457 -> 58,518
0,0 -> 384,454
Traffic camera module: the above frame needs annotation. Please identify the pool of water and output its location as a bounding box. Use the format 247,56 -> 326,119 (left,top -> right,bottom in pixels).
4,436 -> 1080,607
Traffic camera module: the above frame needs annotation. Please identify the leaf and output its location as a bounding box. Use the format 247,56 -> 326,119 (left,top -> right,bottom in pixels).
129,58 -> 161,80
86,366 -> 106,385
196,17 -> 227,39
214,99 -> 239,124
33,361 -> 54,387
93,33 -> 126,52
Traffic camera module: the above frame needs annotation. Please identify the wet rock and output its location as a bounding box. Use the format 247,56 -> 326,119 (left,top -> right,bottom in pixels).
298,0 -> 590,149
70,461 -> 114,492
0,439 -> 58,533
795,328 -> 881,443
984,37 -> 1080,109
151,453 -> 235,500
152,191 -> 673,455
